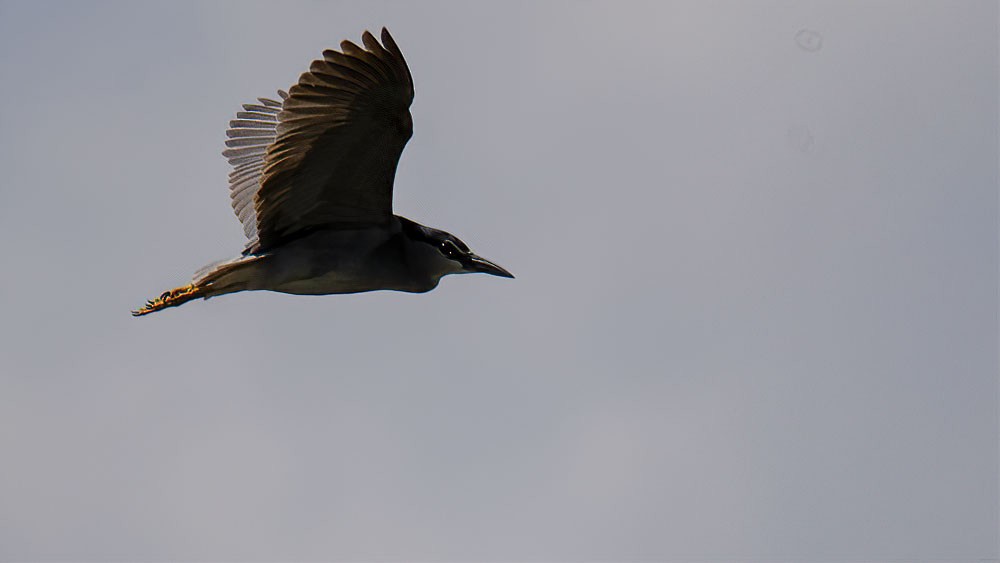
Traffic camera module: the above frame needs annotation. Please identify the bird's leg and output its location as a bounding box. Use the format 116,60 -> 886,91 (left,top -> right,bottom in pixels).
132,283 -> 203,316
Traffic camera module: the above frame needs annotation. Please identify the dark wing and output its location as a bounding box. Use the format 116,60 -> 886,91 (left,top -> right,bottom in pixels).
248,27 -> 414,253
223,90 -> 287,250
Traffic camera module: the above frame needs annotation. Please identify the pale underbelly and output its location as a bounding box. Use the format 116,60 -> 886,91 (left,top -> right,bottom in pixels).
270,270 -> 385,295
268,269 -> 429,295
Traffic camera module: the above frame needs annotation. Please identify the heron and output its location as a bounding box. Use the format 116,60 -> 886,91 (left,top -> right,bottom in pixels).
133,28 -> 512,317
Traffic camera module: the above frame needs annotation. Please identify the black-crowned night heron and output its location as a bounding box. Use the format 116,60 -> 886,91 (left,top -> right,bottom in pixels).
134,28 -> 512,317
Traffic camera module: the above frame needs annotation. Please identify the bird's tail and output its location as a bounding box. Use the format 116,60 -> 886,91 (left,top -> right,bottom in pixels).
132,283 -> 207,317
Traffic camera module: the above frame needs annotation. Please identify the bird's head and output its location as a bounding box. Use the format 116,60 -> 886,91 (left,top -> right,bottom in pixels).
400,217 -> 514,281
431,231 -> 515,279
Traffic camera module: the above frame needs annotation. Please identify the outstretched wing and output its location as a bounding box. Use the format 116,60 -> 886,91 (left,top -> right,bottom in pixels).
248,27 -> 414,253
223,90 -> 287,249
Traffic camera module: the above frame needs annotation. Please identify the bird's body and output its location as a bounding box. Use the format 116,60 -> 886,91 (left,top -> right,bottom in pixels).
203,218 -> 461,296
134,28 -> 511,316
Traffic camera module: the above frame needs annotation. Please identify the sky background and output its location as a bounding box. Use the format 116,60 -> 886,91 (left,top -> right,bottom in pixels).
0,1 -> 997,561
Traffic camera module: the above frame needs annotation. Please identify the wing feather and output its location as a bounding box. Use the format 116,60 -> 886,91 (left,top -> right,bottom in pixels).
222,90 -> 287,245
236,111 -> 278,121
241,28 -> 412,252
220,29 -> 412,253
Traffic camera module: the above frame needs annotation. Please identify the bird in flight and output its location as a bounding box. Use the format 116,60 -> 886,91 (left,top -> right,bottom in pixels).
134,28 -> 512,317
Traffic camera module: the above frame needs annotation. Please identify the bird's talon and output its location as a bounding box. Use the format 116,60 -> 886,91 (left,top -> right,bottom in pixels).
133,284 -> 201,317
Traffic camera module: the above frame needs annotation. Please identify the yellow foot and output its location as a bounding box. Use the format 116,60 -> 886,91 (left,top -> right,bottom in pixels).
132,284 -> 199,317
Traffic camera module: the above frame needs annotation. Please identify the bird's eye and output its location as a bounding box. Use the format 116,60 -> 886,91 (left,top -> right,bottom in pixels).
440,241 -> 459,258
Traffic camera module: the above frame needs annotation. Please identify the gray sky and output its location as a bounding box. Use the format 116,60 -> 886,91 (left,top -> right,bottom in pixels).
0,1 -> 997,561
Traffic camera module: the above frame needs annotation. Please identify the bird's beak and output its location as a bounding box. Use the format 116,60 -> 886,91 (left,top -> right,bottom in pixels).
466,254 -> 514,278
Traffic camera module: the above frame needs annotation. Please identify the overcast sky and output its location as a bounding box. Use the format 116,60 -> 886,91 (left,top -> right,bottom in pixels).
0,1 -> 997,561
